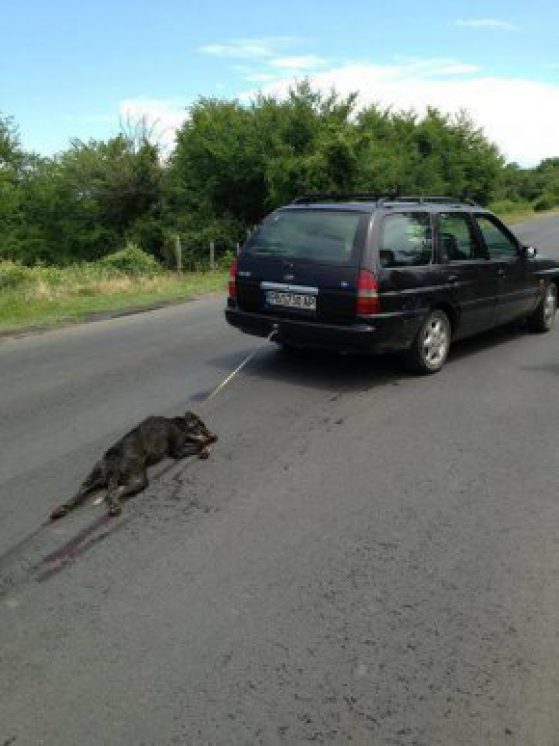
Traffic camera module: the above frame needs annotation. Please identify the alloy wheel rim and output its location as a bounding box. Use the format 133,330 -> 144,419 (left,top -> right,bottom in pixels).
543,285 -> 557,326
422,317 -> 449,367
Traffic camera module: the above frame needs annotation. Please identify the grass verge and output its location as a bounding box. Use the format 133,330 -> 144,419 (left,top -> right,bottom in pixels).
498,207 -> 559,226
0,270 -> 227,334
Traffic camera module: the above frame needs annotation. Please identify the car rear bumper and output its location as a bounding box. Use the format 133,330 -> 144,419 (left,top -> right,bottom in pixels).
225,306 -> 424,353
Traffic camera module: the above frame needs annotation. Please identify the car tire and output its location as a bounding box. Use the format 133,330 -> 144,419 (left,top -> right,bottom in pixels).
527,282 -> 557,333
405,309 -> 451,374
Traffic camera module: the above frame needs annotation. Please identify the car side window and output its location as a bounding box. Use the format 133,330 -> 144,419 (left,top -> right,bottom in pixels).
379,212 -> 432,267
475,214 -> 519,260
437,213 -> 481,262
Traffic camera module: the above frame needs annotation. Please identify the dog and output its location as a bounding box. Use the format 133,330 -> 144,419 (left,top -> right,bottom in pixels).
50,411 -> 217,520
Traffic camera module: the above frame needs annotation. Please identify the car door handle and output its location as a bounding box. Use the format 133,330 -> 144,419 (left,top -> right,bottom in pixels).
447,275 -> 459,283
497,268 -> 506,277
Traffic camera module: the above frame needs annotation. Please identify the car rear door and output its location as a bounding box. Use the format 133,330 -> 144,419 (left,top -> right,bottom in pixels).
375,210 -> 436,315
434,212 -> 499,337
236,208 -> 369,325
473,213 -> 539,325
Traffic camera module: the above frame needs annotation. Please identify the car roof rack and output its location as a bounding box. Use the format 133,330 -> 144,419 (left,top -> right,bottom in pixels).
378,195 -> 480,207
379,195 -> 455,205
291,192 -> 381,205
291,192 -> 481,207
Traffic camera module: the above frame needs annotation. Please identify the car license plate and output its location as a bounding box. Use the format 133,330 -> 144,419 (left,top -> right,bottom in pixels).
266,291 -> 317,311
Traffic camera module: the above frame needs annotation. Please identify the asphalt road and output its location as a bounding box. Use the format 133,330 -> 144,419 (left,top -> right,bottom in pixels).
1,216 -> 559,745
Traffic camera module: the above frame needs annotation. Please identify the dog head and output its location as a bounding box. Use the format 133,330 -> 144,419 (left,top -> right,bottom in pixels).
183,411 -> 218,445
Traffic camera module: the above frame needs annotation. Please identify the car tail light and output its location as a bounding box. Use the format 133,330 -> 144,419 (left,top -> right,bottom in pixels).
228,258 -> 238,300
356,269 -> 380,315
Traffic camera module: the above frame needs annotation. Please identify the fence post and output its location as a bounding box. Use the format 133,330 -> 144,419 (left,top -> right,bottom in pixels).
174,235 -> 182,273
209,241 -> 215,270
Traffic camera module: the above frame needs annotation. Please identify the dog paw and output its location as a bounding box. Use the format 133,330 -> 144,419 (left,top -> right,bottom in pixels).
108,505 -> 122,517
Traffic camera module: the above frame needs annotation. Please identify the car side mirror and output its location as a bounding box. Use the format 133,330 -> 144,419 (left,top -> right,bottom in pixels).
522,245 -> 537,259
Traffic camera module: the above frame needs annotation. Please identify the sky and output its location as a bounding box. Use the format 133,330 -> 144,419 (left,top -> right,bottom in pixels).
1,0 -> 559,166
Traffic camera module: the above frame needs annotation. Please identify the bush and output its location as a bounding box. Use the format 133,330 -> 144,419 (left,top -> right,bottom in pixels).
489,199 -> 532,216
98,242 -> 161,275
533,193 -> 558,212
0,260 -> 35,290
217,249 -> 238,271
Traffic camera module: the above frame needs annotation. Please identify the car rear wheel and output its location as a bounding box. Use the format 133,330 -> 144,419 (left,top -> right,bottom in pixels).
405,309 -> 451,374
527,282 -> 557,332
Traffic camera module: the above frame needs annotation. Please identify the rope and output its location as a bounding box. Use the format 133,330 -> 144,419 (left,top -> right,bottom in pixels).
91,324 -> 279,495
90,325 -> 279,508
200,325 -> 278,407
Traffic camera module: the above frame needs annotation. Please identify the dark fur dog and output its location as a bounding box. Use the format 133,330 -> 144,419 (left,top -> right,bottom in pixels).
50,411 -> 217,520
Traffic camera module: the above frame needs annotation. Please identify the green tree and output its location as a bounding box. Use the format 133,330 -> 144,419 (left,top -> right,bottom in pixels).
0,114 -> 25,256
54,132 -> 162,261
166,98 -> 268,223
354,106 -> 504,203
1,125 -> 163,265
165,82 -> 362,261
1,89 -> 535,268
260,84 -> 360,205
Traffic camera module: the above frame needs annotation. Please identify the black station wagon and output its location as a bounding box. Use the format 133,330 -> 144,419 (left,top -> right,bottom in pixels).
225,194 -> 559,373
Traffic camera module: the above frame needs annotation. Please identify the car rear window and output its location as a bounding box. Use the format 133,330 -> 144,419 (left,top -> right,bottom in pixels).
244,209 -> 369,266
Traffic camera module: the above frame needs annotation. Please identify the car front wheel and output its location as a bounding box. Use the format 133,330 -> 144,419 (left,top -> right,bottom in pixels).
528,282 -> 557,332
405,309 -> 451,374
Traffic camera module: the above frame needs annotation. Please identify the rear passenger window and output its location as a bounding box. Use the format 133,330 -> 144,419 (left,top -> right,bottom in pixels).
437,213 -> 481,261
380,213 -> 432,267
475,215 -> 519,260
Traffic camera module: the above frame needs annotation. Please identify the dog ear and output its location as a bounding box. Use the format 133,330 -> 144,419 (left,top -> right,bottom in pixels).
184,411 -> 197,422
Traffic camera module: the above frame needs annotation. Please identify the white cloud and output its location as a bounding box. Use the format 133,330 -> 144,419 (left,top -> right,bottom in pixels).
241,61 -> 559,166
243,72 -> 281,84
119,97 -> 187,152
198,37 -> 302,60
392,57 -> 479,76
454,18 -> 517,31
435,63 -> 479,75
270,55 -> 327,71
198,37 -> 327,84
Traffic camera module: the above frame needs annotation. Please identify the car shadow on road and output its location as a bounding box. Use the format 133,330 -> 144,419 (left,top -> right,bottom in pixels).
199,321 -> 533,398
199,343 -> 405,398
446,321 -> 530,365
